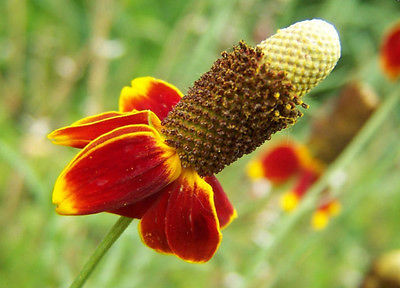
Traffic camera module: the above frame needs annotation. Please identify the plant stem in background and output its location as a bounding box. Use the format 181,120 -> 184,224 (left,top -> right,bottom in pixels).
243,84 -> 400,286
69,216 -> 133,288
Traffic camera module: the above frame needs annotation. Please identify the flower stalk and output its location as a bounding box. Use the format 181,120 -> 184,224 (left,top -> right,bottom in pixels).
69,216 -> 133,288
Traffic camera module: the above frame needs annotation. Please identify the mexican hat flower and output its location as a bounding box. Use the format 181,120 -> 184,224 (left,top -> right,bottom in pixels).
380,21 -> 400,81
49,19 -> 340,262
246,141 -> 303,184
247,140 -> 340,230
311,199 -> 341,230
280,166 -> 322,212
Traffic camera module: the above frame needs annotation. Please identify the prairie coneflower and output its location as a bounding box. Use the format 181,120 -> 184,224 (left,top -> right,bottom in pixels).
247,140 -> 341,229
246,142 -> 303,184
280,164 -> 323,212
247,81 -> 378,230
49,19 -> 340,262
311,199 -> 341,230
380,22 -> 400,81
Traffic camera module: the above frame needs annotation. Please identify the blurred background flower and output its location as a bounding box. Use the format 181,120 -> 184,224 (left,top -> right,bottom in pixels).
247,81 -> 379,230
0,0 -> 400,287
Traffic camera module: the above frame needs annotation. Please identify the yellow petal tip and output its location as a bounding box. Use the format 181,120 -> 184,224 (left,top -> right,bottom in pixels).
311,211 -> 329,230
280,192 -> 299,212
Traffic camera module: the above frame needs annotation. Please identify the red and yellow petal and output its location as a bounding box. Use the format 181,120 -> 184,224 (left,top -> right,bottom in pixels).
246,160 -> 265,180
259,143 -> 301,184
48,110 -> 159,149
380,22 -> 400,81
71,111 -> 124,126
52,126 -> 182,215
280,168 -> 320,212
109,191 -> 163,219
312,200 -> 341,230
204,175 -> 237,229
165,170 -> 222,263
119,77 -> 183,120
311,210 -> 330,230
139,169 -> 222,263
280,191 -> 300,212
138,186 -> 173,254
292,168 -> 320,198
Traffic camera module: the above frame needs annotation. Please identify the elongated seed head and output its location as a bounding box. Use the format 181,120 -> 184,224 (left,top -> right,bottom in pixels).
258,19 -> 341,96
163,19 -> 341,176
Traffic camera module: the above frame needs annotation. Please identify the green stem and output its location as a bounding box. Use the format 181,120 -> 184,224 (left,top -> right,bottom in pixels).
69,216 -> 133,288
243,85 -> 400,284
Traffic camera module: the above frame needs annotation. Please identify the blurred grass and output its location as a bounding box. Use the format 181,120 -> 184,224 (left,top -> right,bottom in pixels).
1,0 -> 400,287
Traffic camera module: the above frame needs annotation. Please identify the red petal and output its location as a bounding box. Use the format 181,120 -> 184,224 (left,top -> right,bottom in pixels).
204,175 -> 237,229
52,126 -> 181,215
318,199 -> 341,216
71,111 -> 123,125
381,22 -> 400,80
119,77 -> 183,120
292,168 -> 320,198
48,110 -> 156,148
110,191 -> 162,219
165,170 -> 222,263
139,187 -> 172,254
260,143 -> 301,184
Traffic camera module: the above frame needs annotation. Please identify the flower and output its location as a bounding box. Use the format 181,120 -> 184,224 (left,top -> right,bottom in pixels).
246,81 -> 380,231
311,199 -> 341,230
49,19 -> 340,262
49,77 -> 236,263
246,142 -> 302,184
380,21 -> 400,80
247,140 -> 340,230
280,166 -> 322,212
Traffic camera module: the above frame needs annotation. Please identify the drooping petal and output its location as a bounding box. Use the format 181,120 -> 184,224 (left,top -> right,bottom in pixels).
259,143 -> 301,184
318,199 -> 341,216
246,160 -> 265,180
280,168 -> 320,212
292,168 -> 320,198
138,186 -> 172,254
312,199 -> 341,230
71,125 -> 156,162
380,22 -> 400,80
164,170 -> 222,263
280,191 -> 300,212
109,191 -> 163,219
326,200 -> 341,216
204,175 -> 237,229
71,111 -> 124,125
48,110 -> 158,148
311,210 -> 330,230
119,77 -> 183,120
52,126 -> 182,215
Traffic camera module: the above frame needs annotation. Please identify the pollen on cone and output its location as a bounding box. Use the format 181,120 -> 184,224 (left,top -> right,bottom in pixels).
257,19 -> 341,97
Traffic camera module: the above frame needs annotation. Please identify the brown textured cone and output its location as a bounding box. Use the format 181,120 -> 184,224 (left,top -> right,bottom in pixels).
307,82 -> 379,165
162,42 -> 306,176
360,250 -> 400,288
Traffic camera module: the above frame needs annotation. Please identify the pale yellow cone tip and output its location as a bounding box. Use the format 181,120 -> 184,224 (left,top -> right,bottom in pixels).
257,19 -> 341,97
